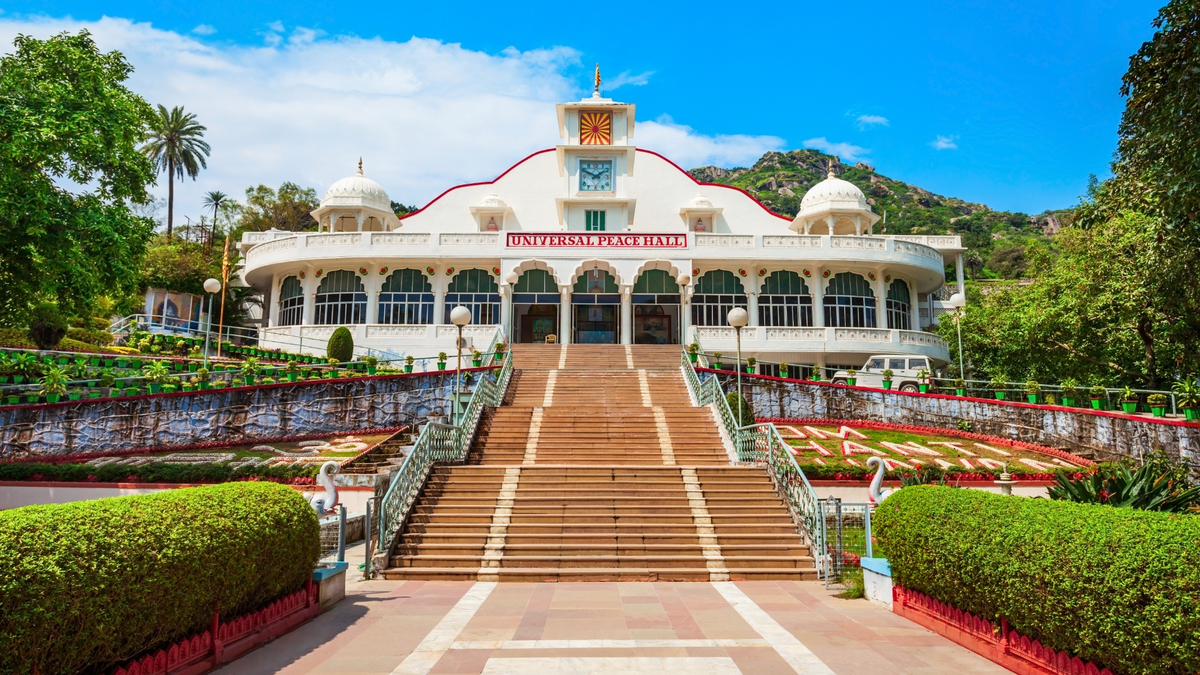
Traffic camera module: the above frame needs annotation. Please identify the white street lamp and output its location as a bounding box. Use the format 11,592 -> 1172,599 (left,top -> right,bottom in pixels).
450,305 -> 472,426
727,307 -> 749,429
202,278 -> 222,370
948,293 -> 966,381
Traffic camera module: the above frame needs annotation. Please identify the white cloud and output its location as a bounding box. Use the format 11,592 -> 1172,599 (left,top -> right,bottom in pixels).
191,24 -> 216,36
930,135 -> 958,150
802,137 -> 870,162
855,114 -> 889,129
0,16 -> 783,218
639,115 -> 785,169
604,69 -> 653,91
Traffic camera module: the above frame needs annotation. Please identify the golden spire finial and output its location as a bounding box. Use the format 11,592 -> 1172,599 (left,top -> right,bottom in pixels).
357,157 -> 363,176
594,64 -> 601,94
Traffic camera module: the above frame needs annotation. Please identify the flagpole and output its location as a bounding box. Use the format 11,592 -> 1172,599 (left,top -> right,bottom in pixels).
217,233 -> 230,357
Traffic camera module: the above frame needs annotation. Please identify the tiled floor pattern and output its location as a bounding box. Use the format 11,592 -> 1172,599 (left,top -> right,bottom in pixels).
215,567 -> 1008,674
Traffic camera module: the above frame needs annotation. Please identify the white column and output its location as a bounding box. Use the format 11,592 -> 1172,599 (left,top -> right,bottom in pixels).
874,271 -> 887,329
927,293 -> 935,328
620,286 -> 633,345
355,212 -> 364,232
855,216 -> 863,236
955,253 -> 965,294
909,280 -> 921,332
500,285 -> 512,341
747,292 -> 759,327
433,269 -> 446,324
680,287 -> 691,344
267,275 -> 280,328
559,287 -> 572,344
364,269 -> 380,326
826,215 -> 835,234
301,273 -> 317,326
811,269 -> 824,328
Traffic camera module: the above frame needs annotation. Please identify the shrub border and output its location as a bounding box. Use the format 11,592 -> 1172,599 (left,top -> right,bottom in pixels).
893,585 -> 1114,675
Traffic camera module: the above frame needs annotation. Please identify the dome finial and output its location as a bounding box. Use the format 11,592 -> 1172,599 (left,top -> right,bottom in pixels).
357,157 -> 363,176
826,160 -> 834,180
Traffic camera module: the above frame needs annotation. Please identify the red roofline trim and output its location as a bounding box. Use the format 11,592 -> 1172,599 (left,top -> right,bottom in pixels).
399,147 -> 793,223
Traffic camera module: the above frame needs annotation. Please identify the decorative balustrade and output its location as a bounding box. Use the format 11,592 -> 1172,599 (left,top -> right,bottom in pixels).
831,235 -> 886,251
695,233 -> 755,248
372,233 -> 430,246
899,330 -> 948,348
689,326 -> 948,354
762,235 -> 822,248
439,233 -> 499,246
833,328 -> 891,343
764,327 -> 824,341
307,233 -> 362,247
894,240 -> 944,263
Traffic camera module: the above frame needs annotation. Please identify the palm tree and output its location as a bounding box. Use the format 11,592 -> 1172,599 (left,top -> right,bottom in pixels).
141,105 -> 211,240
202,190 -> 230,250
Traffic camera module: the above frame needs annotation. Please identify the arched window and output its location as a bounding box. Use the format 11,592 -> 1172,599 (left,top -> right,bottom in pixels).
313,271 -> 367,325
632,269 -> 681,304
573,269 -> 618,294
514,269 -> 557,293
886,279 -> 911,330
445,269 -> 501,324
378,269 -> 433,324
759,271 -> 813,327
823,272 -> 876,328
692,270 -> 747,327
278,275 -> 304,326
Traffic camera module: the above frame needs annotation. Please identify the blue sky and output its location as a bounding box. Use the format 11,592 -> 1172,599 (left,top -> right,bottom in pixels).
0,0 -> 1164,216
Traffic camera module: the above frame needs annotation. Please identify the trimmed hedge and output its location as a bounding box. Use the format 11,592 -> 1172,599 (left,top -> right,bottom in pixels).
0,460 -> 320,484
0,482 -> 320,675
327,326 -> 353,363
874,486 -> 1200,675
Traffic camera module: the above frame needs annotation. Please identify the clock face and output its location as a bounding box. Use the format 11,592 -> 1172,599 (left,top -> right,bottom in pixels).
579,160 -> 613,192
579,112 -> 613,145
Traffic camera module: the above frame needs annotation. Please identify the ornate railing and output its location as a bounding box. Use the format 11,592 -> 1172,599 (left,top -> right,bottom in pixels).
679,349 -> 826,575
375,349 -> 513,563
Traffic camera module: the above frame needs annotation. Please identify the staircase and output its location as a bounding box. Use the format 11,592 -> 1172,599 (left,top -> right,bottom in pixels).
381,344 -> 817,582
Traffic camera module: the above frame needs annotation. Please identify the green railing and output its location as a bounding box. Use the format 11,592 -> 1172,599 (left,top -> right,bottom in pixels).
680,349 -> 827,577
375,348 -> 513,563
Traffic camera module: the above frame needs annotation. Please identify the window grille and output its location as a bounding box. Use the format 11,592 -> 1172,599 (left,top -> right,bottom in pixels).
585,210 -> 606,231
886,279 -> 911,330
691,270 -> 747,326
822,272 -> 877,328
313,270 -> 366,325
278,275 -> 304,326
759,271 -> 813,327
378,268 -> 434,324
445,268 -> 501,324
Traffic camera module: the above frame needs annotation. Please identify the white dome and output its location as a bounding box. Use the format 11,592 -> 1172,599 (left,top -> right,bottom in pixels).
322,162 -> 391,212
478,193 -> 507,208
685,193 -> 714,209
799,174 -> 868,211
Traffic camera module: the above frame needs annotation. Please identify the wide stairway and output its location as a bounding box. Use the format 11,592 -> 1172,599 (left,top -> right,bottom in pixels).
382,344 -> 817,582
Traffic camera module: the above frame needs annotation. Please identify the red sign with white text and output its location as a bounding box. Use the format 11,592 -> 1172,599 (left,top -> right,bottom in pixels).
505,233 -> 687,249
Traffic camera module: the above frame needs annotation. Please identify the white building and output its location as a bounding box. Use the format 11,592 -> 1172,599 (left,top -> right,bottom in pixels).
238,89 -> 964,372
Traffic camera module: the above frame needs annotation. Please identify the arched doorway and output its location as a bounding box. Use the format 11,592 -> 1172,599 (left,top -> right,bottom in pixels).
513,269 -> 560,343
572,269 -> 619,344
632,270 -> 682,344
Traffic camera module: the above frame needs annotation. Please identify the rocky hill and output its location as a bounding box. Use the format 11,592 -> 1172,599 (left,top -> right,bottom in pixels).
689,150 -> 1071,276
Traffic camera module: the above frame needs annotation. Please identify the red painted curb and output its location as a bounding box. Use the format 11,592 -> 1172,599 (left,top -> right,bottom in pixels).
0,481 -> 378,490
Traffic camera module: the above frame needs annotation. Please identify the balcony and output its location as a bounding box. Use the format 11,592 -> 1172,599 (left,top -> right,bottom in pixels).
688,326 -> 950,364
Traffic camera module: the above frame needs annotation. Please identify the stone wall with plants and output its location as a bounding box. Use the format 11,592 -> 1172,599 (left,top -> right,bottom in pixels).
702,370 -> 1200,463
0,372 -> 458,458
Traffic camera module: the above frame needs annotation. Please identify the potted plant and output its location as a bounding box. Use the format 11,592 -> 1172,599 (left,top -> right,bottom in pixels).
404,355 -> 415,373
1090,384 -> 1108,410
811,368 -> 823,383
989,375 -> 1008,400
1148,393 -> 1168,417
712,352 -> 723,370
213,380 -> 228,389
436,352 -> 448,371
39,366 -> 69,403
1025,380 -> 1041,404
1118,386 -> 1139,414
285,360 -> 300,382
471,350 -> 482,368
779,362 -> 789,378
181,379 -> 195,392
881,369 -> 893,390
240,357 -> 260,384
917,368 -> 932,393
954,378 -> 966,397
124,385 -> 140,397
98,369 -> 116,397
745,357 -> 756,374
261,377 -> 276,385
196,367 -> 211,390
67,387 -> 84,401
1060,378 -> 1079,407
365,355 -> 379,375
846,368 -> 857,386
89,355 -> 100,367
143,360 -> 171,394
687,343 -> 699,363
162,383 -> 177,394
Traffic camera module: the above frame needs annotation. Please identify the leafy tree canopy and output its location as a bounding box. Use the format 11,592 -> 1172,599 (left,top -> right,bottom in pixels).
238,182 -> 319,232
0,31 -> 156,324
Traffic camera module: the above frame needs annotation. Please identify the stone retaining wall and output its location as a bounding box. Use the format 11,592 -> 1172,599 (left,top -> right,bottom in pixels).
0,372 -> 463,458
703,370 -> 1200,463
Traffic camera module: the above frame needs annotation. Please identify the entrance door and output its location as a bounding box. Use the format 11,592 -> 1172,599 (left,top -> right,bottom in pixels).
519,304 -> 558,343
574,304 -> 617,344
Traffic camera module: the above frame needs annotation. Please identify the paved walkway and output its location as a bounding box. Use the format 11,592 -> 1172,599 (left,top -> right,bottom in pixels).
215,546 -> 1005,675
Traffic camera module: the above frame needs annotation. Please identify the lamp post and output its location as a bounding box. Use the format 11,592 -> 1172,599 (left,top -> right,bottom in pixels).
727,307 -> 749,428
450,305 -> 472,426
202,278 -> 222,370
948,293 -> 966,381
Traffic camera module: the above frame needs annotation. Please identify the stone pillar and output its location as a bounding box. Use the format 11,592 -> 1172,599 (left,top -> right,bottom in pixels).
874,271 -> 887,329
433,269 -> 446,324
355,212 -> 364,232
826,215 -> 836,235
855,216 -> 863,236
500,285 -> 512,342
811,269 -> 824,328
267,275 -> 280,328
302,272 -> 317,326
909,280 -> 921,332
620,286 -> 633,345
364,268 -> 380,325
680,286 -> 691,344
559,287 -> 572,344
747,291 -> 759,327
955,253 -> 965,295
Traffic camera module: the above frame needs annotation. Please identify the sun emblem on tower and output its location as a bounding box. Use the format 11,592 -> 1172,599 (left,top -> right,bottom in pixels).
579,111 -> 612,145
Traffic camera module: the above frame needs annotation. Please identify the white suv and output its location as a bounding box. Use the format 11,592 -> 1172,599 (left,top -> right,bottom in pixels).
831,355 -> 933,392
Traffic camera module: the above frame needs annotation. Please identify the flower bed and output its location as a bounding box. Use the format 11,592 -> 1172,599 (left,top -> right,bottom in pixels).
0,482 -> 319,675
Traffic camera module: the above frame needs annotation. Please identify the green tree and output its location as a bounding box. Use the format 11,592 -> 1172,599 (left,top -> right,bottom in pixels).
201,190 -> 233,250
0,31 -> 156,324
140,105 -> 210,240
239,182 -> 319,232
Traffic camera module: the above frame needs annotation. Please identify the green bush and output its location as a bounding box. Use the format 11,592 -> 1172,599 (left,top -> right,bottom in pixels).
0,328 -> 35,348
66,326 -> 114,346
0,460 -> 319,484
326,326 -> 353,363
725,390 -> 755,427
26,302 -> 69,350
0,482 -> 319,675
874,486 -> 1200,675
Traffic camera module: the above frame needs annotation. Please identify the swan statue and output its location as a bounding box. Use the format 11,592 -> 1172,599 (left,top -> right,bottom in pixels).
310,461 -> 340,515
866,456 -> 894,506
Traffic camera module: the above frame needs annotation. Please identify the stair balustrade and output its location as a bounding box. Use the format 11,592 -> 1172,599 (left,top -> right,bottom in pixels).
680,349 -> 827,577
375,349 -> 514,567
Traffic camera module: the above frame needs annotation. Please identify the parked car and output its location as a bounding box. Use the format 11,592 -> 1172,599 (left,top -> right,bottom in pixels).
831,355 -> 933,392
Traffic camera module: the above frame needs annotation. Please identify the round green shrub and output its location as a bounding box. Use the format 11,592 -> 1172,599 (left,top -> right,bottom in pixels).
0,482 -> 319,675
326,326 -> 353,363
874,486 -> 1200,675
725,390 -> 755,427
26,302 -> 69,350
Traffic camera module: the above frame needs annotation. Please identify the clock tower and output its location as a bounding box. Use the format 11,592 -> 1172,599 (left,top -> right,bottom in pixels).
554,68 -> 637,231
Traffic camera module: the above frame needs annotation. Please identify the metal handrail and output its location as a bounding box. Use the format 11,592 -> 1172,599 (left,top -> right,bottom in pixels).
679,349 -> 827,577
375,348 -> 513,565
